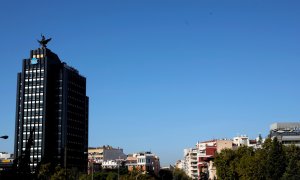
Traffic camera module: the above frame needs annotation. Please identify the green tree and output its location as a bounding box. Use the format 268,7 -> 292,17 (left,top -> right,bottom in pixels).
262,138 -> 272,150
284,144 -> 300,163
265,137 -> 286,180
79,173 -> 89,180
50,166 -> 76,180
214,148 -> 238,180
158,169 -> 173,180
93,171 -> 108,180
236,151 -> 253,179
173,168 -> 191,180
213,137 -> 300,180
251,148 -> 267,179
106,172 -> 118,180
282,145 -> 300,180
236,147 -> 267,180
257,134 -> 263,145
281,156 -> 300,180
37,163 -> 53,180
119,162 -> 129,175
136,174 -> 155,180
50,166 -> 67,180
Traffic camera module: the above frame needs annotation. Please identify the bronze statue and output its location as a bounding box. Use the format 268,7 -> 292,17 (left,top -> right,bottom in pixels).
38,34 -> 51,48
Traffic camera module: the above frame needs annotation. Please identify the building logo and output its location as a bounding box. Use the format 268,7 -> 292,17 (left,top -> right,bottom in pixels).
31,58 -> 38,64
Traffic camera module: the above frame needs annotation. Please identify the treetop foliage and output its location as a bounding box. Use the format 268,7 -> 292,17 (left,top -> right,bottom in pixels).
214,137 -> 300,180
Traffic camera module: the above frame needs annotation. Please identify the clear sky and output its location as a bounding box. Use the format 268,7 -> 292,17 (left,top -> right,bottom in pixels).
0,0 -> 300,166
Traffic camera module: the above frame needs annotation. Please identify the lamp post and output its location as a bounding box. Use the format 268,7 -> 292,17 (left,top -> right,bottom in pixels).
117,160 -> 120,180
116,157 -> 123,180
83,152 -> 88,180
91,160 -> 94,180
0,135 -> 8,139
90,152 -> 96,180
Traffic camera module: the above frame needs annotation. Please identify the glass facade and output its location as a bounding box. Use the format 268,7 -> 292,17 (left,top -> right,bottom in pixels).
15,47 -> 88,172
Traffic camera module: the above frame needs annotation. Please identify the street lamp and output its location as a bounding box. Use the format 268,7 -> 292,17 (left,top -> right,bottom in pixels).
91,159 -> 94,180
0,135 -> 8,139
89,152 -> 96,180
116,157 -> 123,180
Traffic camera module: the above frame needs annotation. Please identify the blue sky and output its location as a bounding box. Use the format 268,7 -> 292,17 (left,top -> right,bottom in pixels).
0,0 -> 300,166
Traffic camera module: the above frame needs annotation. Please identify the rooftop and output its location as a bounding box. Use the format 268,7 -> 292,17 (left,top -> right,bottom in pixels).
271,122 -> 300,131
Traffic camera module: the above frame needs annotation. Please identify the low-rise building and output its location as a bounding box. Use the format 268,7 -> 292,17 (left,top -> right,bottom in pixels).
88,145 -> 126,173
0,152 -> 12,160
88,145 -> 126,163
233,135 -> 263,149
126,151 -> 160,175
160,165 -> 175,171
126,155 -> 137,171
0,152 -> 14,171
102,159 -> 125,169
233,135 -> 250,147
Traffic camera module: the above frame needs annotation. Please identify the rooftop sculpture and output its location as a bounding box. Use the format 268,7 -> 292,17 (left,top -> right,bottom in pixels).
37,34 -> 51,48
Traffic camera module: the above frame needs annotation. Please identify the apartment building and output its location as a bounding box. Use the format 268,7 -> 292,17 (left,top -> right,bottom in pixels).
126,152 -> 160,175
88,145 -> 126,173
88,145 -> 126,163
196,139 -> 233,180
180,135 -> 263,180
233,135 -> 263,149
183,148 -> 198,179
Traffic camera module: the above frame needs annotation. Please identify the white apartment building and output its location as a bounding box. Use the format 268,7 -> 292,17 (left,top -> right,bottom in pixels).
183,148 -> 198,179
88,145 -> 126,163
0,152 -> 12,160
233,135 -> 263,149
102,159 -> 125,169
88,145 -> 126,173
233,135 -> 250,146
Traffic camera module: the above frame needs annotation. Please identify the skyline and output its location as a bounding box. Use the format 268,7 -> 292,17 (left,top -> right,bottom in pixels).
1,1 -> 300,166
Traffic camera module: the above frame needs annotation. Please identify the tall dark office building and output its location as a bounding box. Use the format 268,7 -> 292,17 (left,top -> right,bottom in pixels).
14,36 -> 88,172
